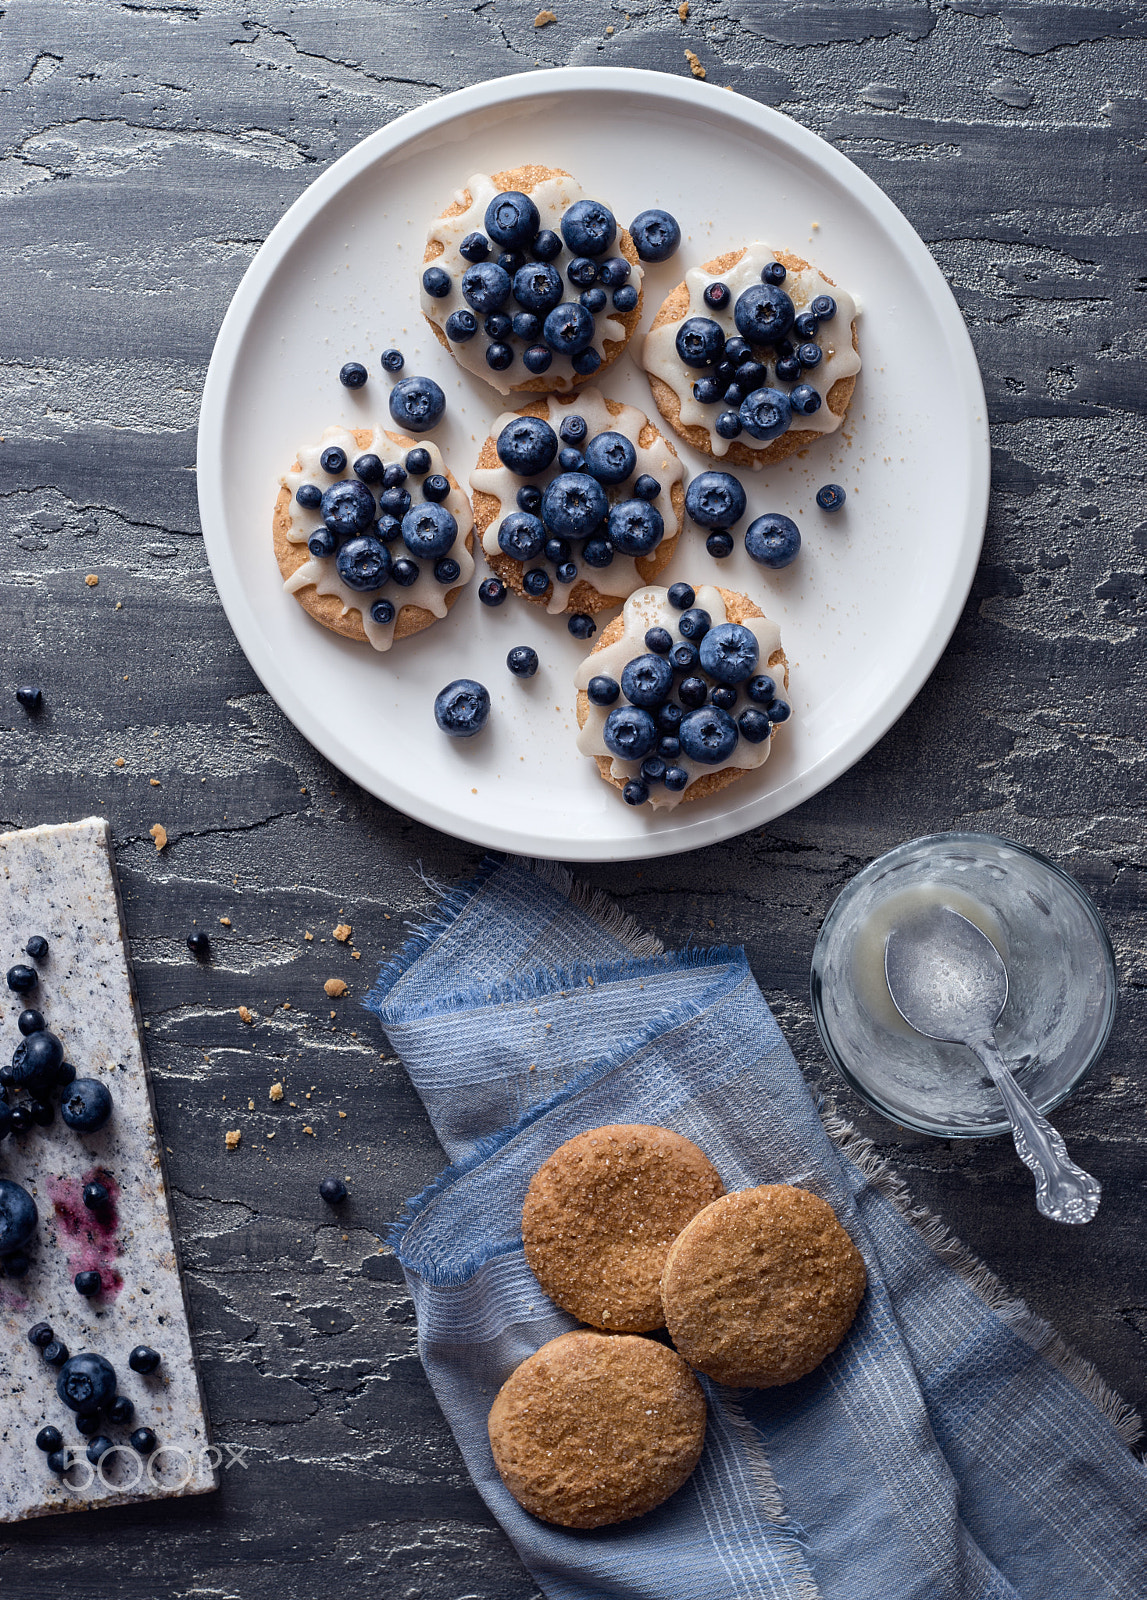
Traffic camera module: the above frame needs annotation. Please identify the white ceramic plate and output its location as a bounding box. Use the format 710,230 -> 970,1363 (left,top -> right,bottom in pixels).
197,68 -> 989,862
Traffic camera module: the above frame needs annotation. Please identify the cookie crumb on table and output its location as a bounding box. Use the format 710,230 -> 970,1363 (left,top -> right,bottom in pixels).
149,823 -> 167,851
534,8 -> 557,24
114,757 -> 125,767
270,1082 -> 284,1101
324,978 -> 348,998
679,0 -> 689,17
238,1005 -> 255,1025
685,48 -> 705,77
304,931 -> 314,941
333,923 -> 352,942
225,1129 -> 241,1150
85,573 -> 99,587
220,916 -> 231,927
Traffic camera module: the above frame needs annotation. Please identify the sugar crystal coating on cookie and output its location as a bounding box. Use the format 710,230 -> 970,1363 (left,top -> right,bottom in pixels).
643,242 -> 860,461
574,584 -> 790,809
422,169 -> 643,395
487,1331 -> 706,1528
522,1124 -> 725,1331
277,427 -> 474,651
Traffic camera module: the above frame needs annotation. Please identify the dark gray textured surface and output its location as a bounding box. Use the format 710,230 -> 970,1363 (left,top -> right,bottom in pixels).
1,2 -> 1144,1594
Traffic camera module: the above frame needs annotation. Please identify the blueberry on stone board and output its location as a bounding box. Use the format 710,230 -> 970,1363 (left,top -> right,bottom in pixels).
738,708 -> 772,744
445,309 -> 478,343
422,266 -> 451,299
789,384 -> 822,416
568,613 -> 596,639
486,342 -> 514,372
561,199 -> 616,257
699,622 -> 760,685
339,361 -> 368,389
459,231 -> 489,263
29,1099 -> 53,1127
6,964 -> 37,994
607,500 -> 663,557
83,1182 -> 110,1211
507,646 -> 539,679
434,680 -> 490,739
389,376 -> 446,434
734,283 -> 795,347
370,599 -> 396,626
61,1079 -> 113,1133
497,417 -> 559,478
131,1427 -> 158,1456
0,1102 -> 11,1141
485,189 -> 540,250
129,1345 -> 162,1375
16,684 -> 44,713
739,387 -> 793,443
603,707 -> 658,761
46,1449 -> 69,1476
0,1179 -> 37,1253
667,583 -> 695,611
523,345 -> 553,374
706,532 -> 735,558
761,261 -> 787,285
8,1105 -> 32,1133
108,1395 -> 134,1424
18,1008 -> 45,1035
745,513 -> 801,569
679,706 -> 740,764
816,483 -> 846,512
629,208 -> 680,263
25,934 -> 48,961
86,1436 -> 115,1466
380,348 -> 406,373
43,1340 -> 70,1367
320,479 -> 376,538
523,569 -> 550,597
58,1352 -> 117,1412
404,447 -> 431,475
75,1270 -> 102,1297
587,676 -> 620,707
478,577 -> 507,607
29,1321 -> 54,1349
36,1424 -> 62,1452
675,317 -> 725,370
319,1176 -> 348,1205
543,302 -> 595,357
622,780 -> 649,807
402,503 -> 457,561
572,348 -> 601,376
686,471 -> 748,529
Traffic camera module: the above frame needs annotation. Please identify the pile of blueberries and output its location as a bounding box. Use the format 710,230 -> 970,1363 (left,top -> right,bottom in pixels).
684,470 -> 802,568
294,444 -> 464,628
31,1335 -> 163,1477
423,194 -> 679,378
678,261 -> 839,444
586,583 -> 791,807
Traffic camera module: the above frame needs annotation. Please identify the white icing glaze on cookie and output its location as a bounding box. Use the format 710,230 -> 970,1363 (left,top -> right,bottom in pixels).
281,426 -> 474,652
574,585 -> 787,812
469,388 -> 683,616
422,172 -> 643,395
642,242 -> 861,460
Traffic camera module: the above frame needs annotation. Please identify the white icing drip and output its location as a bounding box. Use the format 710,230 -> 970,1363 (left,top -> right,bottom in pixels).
281,425 -> 474,652
422,172 -> 643,396
642,242 -> 861,460
574,585 -> 787,812
469,388 -> 683,616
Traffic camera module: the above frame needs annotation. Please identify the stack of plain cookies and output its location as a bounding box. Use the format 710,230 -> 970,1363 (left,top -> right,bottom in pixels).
487,1125 -> 867,1530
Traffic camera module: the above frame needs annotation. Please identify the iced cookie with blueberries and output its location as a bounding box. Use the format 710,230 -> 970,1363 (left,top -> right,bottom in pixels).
274,427 -> 474,651
574,583 -> 791,810
421,166 -> 644,395
469,388 -> 684,616
643,246 -> 860,467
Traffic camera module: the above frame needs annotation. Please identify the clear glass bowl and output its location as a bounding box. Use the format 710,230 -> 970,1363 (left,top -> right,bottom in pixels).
810,832 -> 1117,1137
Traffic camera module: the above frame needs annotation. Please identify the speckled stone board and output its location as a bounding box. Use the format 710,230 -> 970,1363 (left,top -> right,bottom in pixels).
0,818 -> 214,1520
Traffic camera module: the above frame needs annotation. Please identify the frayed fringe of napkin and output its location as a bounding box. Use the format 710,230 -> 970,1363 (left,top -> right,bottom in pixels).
821,1104 -> 1144,1451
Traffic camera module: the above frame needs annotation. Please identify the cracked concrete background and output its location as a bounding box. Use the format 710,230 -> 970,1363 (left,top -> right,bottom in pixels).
0,1 -> 1144,1595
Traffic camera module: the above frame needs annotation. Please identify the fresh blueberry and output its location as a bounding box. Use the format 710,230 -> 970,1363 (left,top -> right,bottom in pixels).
678,607 -> 712,640
793,311 -> 819,340
678,676 -> 708,709
608,500 -> 663,556
544,536 -> 571,564
484,312 -> 513,341
555,561 -> 579,585
29,1099 -> 53,1127
584,431 -> 636,485
768,699 -> 792,723
370,599 -> 396,626
746,512 -> 801,568
657,701 -> 684,732
86,1436 -> 115,1467
389,376 -> 446,433
17,1030 -> 63,1086
319,1176 -> 349,1206
738,708 -> 772,743
670,641 -> 698,672
109,1395 -> 135,1425
706,531 -> 734,558
8,1105 -> 32,1133
739,387 -> 793,441
558,447 -> 585,472
699,622 -> 760,685
816,483 -> 846,512
461,261 -> 511,314
512,262 -> 564,314
6,964 -> 37,994
129,1345 -> 162,1375
679,706 -> 739,764
746,674 -> 777,704
43,1340 -> 69,1367
434,557 -> 461,585
572,348 -> 601,376
445,309 -> 478,342
797,342 -> 823,369
459,231 -> 489,262
579,287 -> 607,313
587,675 -> 620,706
632,475 -> 660,501
543,302 -> 595,355
723,383 -> 744,408
60,1079 -> 113,1133
339,361 -> 368,389
531,229 -> 562,261
336,536 -> 390,592
623,780 -> 649,807
703,282 -> 731,311
58,1351 -> 117,1413
83,1181 -> 110,1211
621,654 -> 674,708
667,583 -> 695,610
75,1413 -> 100,1437
127,1427 -> 157,1457
724,335 -> 751,364
404,450 -> 430,478
658,735 -> 681,759
497,251 -> 524,278
736,359 -> 768,390
380,349 -> 405,373
715,411 -> 743,439
692,378 -> 722,406
0,1180 -> 37,1253
567,256 -> 598,288
775,354 -> 802,382
561,199 -> 616,257
685,470 -> 747,529
75,1270 -> 102,1297
567,612 -> 596,638
485,190 -> 539,249
497,512 -> 545,562
761,261 -> 787,285
378,485 -> 411,519
541,473 -> 608,539
664,766 -> 689,791
422,266 -> 451,299
307,527 -> 337,559
598,257 -> 631,287
375,515 -> 402,544
295,483 -> 322,509
602,706 -> 658,760
434,680 -> 490,739
611,285 -> 639,313
486,343 -> 514,371
523,344 -> 553,374
319,446 -> 347,475
789,384 -> 822,415
507,646 -> 539,679
559,415 -> 588,444
28,1321 -> 54,1349
390,558 -> 420,587
582,537 -> 614,567
640,756 -> 666,783
511,487 -> 540,518
675,317 -> 725,369
478,577 -> 507,607
422,474 -> 451,503
644,626 -> 673,655
497,417 -> 559,477
734,283 -> 796,346
711,684 -> 738,710
523,568 -> 551,596
810,294 -> 837,320
36,1424 -> 62,1452
628,208 -> 680,262
512,311 -> 541,340
184,928 -> 211,959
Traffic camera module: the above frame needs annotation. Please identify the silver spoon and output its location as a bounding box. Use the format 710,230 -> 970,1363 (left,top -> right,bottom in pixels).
884,904 -> 1100,1225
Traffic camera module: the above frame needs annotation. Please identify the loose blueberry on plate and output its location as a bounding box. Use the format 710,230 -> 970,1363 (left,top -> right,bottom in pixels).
587,675 -> 620,707
58,1352 -> 117,1412
543,302 -> 595,356
582,537 -> 613,567
434,679 -> 490,738
6,964 -> 37,994
370,599 -> 396,625
561,199 -> 616,257
621,655 -> 674,708
645,627 -> 673,655
109,1395 -> 134,1424
390,558 -> 420,587
622,780 -> 649,807
507,646 -> 539,679
486,342 -> 514,371
629,208 -> 680,262
129,1345 -> 162,1375
541,473 -> 608,539
319,1176 -> 348,1205
339,361 -> 368,389
685,471 -> 747,529
679,706 -> 740,764
738,708 -> 772,743
572,348 -> 601,376
434,558 -> 461,585
584,431 -> 636,485
336,536 -> 391,592
612,285 -> 638,313
667,583 -> 695,610
816,483 -> 846,512
18,1007 -> 45,1035
699,622 -> 760,684
402,503 -> 457,560
746,512 -> 801,568
83,1181 -> 110,1211
381,348 -> 405,372
761,261 -> 787,285
789,384 -> 822,416
445,309 -> 478,342
706,531 -> 734,558
0,1179 -> 37,1253
43,1340 -> 70,1367
523,345 -> 553,373
677,606 -> 711,640
497,512 -> 545,562
131,1428 -> 158,1456
61,1078 -> 113,1133
715,410 -> 743,439
559,414 -> 588,444
486,189 -> 540,249
567,256 -> 598,288
675,317 -> 725,369
29,1321 -> 54,1349
568,613 -> 595,639
608,500 -> 663,556
75,1270 -> 102,1297
36,1424 -> 62,1452
86,1437 -> 114,1467
497,417 -> 559,477
478,577 -> 507,607
734,283 -> 795,345
603,707 -> 658,760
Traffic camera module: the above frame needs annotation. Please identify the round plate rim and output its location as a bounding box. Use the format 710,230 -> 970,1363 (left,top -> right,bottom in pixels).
196,66 -> 990,862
